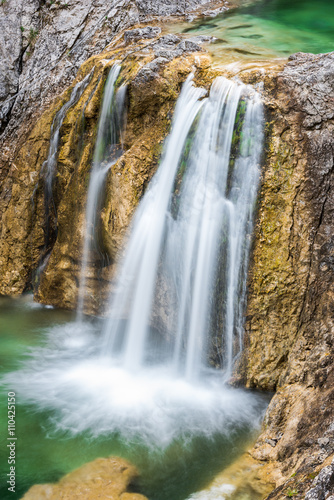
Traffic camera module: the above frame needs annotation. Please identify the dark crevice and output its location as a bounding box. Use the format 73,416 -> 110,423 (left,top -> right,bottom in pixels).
0,91 -> 19,137
16,44 -> 29,76
287,178 -> 302,268
297,163 -> 334,330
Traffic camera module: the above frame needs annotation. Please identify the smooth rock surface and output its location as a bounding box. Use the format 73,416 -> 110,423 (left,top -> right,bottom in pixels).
21,456 -> 148,500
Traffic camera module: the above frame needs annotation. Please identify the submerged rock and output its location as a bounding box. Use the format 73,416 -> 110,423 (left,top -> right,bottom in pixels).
21,456 -> 148,500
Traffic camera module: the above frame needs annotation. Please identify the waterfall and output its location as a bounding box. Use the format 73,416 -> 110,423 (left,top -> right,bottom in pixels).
1,72 -> 266,447
42,68 -> 94,247
102,74 -> 263,380
77,63 -> 126,319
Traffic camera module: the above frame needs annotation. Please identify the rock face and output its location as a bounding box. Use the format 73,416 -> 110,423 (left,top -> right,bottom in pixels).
0,0 -> 220,301
305,458 -> 334,500
243,52 -> 334,498
0,0 -> 221,149
32,32 -> 210,314
21,456 -> 148,500
245,51 -> 334,393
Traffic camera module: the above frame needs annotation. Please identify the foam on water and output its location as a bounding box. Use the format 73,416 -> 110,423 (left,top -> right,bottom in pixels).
187,483 -> 235,500
1,320 -> 267,447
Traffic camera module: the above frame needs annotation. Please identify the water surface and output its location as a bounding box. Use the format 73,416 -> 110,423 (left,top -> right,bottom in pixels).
0,296 -> 269,500
176,0 -> 334,62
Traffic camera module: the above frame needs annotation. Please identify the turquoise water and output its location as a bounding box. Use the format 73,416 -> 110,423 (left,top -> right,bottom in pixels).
181,0 -> 334,60
0,296 -> 269,500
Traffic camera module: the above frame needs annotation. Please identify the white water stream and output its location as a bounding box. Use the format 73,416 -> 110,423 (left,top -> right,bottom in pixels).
41,69 -> 94,243
103,74 -> 263,382
77,63 -> 124,319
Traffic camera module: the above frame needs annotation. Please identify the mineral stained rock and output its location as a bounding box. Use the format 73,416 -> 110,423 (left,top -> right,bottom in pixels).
244,51 -> 334,499
21,456 -> 148,500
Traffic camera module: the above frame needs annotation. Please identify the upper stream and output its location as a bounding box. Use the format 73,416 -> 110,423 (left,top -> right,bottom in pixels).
175,0 -> 334,62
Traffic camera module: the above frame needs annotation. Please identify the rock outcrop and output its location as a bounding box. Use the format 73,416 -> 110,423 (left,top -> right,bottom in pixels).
0,28 -> 212,312
0,0 -> 222,302
21,456 -> 148,500
0,0 -> 224,155
244,52 -> 334,499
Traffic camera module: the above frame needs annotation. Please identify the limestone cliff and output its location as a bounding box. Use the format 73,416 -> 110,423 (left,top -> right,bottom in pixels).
244,52 -> 334,498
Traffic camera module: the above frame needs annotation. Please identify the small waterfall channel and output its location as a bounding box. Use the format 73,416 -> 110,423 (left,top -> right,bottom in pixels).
32,69 -> 94,284
42,69 -> 94,247
77,63 -> 126,319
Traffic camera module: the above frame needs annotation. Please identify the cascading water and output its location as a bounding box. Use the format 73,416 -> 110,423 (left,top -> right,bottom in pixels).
31,69 -> 94,288
101,75 -> 207,367
102,74 -> 263,382
1,73 -> 266,450
77,63 -> 126,319
41,68 -> 94,247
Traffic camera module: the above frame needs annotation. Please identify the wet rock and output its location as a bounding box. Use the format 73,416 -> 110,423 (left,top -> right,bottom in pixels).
152,34 -> 183,59
153,34 -> 181,48
188,35 -> 217,44
201,6 -> 228,17
150,37 -> 203,62
0,0 -> 221,295
245,51 -> 334,392
32,43 -> 203,314
153,48 -> 182,60
237,50 -> 334,499
124,26 -> 161,44
177,40 -> 202,53
134,56 -> 170,83
305,459 -> 334,500
135,0 -> 212,17
21,456 -> 148,500
265,438 -> 277,447
318,438 -> 330,447
0,0 -> 218,183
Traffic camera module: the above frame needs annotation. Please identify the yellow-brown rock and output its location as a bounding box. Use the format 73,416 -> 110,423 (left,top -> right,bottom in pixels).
21,456 -> 148,500
33,34 -> 213,315
243,52 -> 334,499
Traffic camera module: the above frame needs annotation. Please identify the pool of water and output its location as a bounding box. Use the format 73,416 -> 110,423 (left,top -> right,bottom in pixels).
0,296 -> 270,500
175,0 -> 334,62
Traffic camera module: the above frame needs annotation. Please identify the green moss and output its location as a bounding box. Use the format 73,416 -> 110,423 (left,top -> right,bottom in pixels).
286,488 -> 299,497
227,97 -> 247,195
170,110 -> 201,218
307,472 -> 318,480
29,28 -> 39,42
